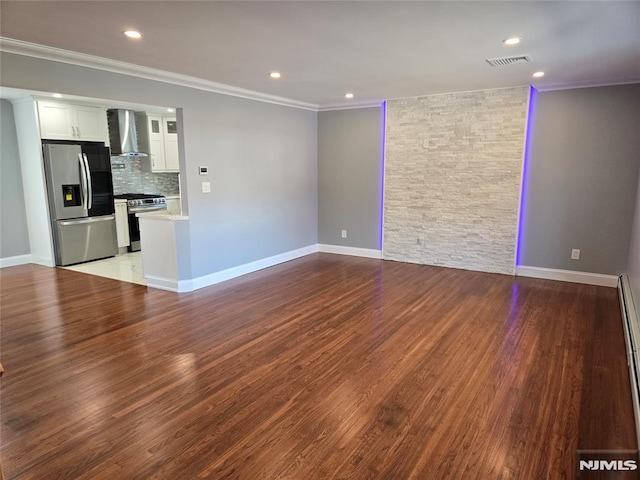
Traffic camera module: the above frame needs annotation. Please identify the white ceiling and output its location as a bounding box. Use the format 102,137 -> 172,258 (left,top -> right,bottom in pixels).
1,1 -> 639,108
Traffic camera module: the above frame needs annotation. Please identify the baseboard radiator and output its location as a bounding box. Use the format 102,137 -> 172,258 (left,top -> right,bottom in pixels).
618,274 -> 640,450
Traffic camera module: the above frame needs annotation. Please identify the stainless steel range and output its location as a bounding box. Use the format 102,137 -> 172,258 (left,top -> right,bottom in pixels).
114,193 -> 167,251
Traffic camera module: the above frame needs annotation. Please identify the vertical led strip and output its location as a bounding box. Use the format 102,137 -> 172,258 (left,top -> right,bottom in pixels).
515,86 -> 537,268
379,100 -> 387,252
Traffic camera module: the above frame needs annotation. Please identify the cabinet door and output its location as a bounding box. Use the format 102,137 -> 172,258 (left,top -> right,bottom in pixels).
147,115 -> 166,171
163,117 -> 180,172
75,105 -> 109,143
114,202 -> 130,248
38,101 -> 76,140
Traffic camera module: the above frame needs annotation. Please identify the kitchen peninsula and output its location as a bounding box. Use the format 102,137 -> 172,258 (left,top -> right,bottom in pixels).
137,210 -> 190,292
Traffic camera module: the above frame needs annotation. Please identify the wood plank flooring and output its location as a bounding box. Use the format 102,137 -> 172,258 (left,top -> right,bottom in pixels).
0,254 -> 636,479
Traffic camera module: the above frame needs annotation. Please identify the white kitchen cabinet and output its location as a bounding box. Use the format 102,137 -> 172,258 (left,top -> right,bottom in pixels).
145,116 -> 179,173
147,115 -> 167,171
114,200 -> 130,250
163,118 -> 180,171
37,101 -> 109,144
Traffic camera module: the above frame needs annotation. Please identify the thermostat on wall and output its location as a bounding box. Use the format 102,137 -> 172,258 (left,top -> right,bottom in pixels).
199,166 -> 208,175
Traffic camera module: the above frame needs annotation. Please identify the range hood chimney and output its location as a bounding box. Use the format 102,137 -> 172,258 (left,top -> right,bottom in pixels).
107,109 -> 149,156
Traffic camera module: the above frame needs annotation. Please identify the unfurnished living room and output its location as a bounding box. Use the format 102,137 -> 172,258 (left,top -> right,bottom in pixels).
1,2 -> 640,479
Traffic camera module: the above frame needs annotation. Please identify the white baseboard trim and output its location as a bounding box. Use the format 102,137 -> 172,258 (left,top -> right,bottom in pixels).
145,274 -> 183,293
31,255 -> 55,267
174,244 -> 319,292
318,244 -> 383,259
516,265 -> 618,287
0,254 -> 32,268
145,243 -> 384,293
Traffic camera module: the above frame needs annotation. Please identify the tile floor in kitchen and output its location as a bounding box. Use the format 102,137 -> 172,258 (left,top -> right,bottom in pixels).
63,252 -> 146,286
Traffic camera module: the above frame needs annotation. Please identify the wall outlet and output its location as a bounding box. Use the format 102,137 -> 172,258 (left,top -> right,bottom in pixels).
341,229 -> 347,239
571,248 -> 581,260
202,181 -> 211,193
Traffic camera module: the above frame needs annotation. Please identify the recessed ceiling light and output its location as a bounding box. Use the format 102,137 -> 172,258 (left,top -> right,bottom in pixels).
532,71 -> 545,78
52,93 -> 62,98
503,36 -> 522,46
124,30 -> 143,39
166,108 -> 174,113
269,72 -> 281,79
345,93 -> 354,99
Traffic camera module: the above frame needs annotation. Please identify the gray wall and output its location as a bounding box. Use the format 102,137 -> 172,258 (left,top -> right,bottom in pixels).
627,173 -> 640,311
1,52 -> 318,279
384,87 -> 529,275
0,99 -> 30,258
318,107 -> 384,250
520,84 -> 640,275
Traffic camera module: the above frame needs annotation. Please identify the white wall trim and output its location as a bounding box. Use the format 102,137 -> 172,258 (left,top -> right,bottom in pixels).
0,254 -> 32,268
516,265 -> 618,287
318,101 -> 384,112
144,274 -> 183,293
536,79 -> 640,93
171,244 -> 318,292
318,244 -> 383,259
31,255 -> 54,267
386,84 -> 532,103
145,243 -> 387,293
0,37 -> 319,111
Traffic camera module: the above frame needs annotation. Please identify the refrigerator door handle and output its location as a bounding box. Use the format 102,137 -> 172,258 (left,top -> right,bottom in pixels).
82,153 -> 93,210
78,153 -> 89,210
59,215 -> 115,226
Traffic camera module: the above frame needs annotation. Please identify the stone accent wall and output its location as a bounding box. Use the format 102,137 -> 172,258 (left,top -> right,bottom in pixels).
384,86 -> 530,275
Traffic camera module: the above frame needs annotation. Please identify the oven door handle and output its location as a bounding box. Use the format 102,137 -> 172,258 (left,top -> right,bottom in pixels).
128,205 -> 167,214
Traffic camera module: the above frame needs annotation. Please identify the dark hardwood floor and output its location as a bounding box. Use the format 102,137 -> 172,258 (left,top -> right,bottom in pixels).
0,254 -> 636,479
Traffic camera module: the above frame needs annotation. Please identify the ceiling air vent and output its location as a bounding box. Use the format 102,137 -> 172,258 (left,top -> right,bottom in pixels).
485,54 -> 532,67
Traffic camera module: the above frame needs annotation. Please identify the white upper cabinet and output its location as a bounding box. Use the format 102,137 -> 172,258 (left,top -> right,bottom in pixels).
147,115 -> 167,171
37,102 -> 75,139
74,105 -> 108,142
163,118 -> 180,172
145,116 -> 180,173
37,101 -> 109,144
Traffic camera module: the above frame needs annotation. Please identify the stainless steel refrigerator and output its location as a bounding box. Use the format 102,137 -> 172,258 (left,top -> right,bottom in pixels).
43,142 -> 118,266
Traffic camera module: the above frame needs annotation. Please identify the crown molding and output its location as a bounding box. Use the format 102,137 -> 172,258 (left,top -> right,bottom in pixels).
386,84 -> 531,103
535,79 -> 640,92
318,101 -> 385,112
0,37 -> 320,111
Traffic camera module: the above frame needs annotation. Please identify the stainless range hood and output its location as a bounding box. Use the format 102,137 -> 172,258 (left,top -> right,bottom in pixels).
107,109 -> 149,156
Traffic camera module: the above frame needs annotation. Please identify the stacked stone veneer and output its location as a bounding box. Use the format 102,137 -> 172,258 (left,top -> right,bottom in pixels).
384,86 -> 530,275
110,156 -> 180,196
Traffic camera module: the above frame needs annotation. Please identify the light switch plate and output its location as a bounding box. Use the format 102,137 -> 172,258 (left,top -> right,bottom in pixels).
202,181 -> 211,193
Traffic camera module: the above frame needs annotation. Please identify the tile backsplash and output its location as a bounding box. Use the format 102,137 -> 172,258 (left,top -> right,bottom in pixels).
110,156 -> 180,195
